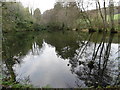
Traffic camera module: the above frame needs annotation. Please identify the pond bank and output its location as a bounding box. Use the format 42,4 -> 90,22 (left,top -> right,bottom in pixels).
3,27 -> 120,34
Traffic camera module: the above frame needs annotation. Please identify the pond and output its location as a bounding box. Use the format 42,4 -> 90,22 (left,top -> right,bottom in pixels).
2,31 -> 120,88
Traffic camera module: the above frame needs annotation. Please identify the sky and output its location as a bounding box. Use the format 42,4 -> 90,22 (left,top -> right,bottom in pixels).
5,0 -> 120,14
18,0 -> 56,14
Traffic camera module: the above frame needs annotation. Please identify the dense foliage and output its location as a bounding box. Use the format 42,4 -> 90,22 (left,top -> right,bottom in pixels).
2,2 -> 43,32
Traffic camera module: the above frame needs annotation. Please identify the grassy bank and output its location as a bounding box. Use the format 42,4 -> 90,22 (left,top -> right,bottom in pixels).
114,14 -> 120,20
107,14 -> 120,20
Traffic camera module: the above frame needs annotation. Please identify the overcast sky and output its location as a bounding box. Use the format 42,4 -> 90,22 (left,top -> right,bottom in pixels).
5,0 -> 120,14
19,0 -> 56,14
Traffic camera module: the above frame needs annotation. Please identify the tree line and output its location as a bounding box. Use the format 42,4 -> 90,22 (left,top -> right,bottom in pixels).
2,1 -> 120,33
2,2 -> 41,32
40,0 -> 119,33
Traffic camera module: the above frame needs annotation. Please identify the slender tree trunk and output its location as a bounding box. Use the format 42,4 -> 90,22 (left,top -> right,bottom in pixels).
109,0 -> 115,32
104,0 -> 107,31
77,0 -> 92,29
96,2 -> 99,29
97,1 -> 106,32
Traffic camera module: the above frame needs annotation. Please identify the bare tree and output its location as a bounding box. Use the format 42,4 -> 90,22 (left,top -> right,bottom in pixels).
109,0 -> 115,32
96,0 -> 106,31
104,0 -> 107,31
77,0 -> 93,29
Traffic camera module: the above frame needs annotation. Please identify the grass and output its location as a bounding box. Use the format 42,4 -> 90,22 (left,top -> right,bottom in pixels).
0,76 -> 52,88
1,80 -> 33,88
107,13 -> 120,20
114,14 -> 120,20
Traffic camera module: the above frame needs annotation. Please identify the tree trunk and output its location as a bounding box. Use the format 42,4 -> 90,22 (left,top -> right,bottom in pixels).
77,0 -> 92,29
109,0 -> 115,32
104,0 -> 107,31
97,1 -> 106,32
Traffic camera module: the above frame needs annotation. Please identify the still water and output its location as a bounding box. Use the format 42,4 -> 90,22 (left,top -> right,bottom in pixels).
2,31 -> 120,88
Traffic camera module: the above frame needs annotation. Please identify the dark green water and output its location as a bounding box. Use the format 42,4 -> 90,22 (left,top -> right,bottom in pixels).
2,31 -> 120,88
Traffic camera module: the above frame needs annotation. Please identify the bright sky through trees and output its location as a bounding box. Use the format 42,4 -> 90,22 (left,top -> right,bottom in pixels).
3,0 -> 120,14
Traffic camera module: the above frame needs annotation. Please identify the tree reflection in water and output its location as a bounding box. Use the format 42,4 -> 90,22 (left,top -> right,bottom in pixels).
66,33 -> 119,87
2,32 -> 119,88
2,32 -> 43,83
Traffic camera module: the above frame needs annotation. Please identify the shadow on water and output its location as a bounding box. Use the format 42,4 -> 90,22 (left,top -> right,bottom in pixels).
68,33 -> 119,87
2,31 -> 120,88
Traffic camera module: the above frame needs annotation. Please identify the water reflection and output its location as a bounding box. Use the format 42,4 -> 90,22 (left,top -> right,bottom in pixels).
14,41 -> 77,88
2,32 -> 119,88
68,33 -> 119,87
